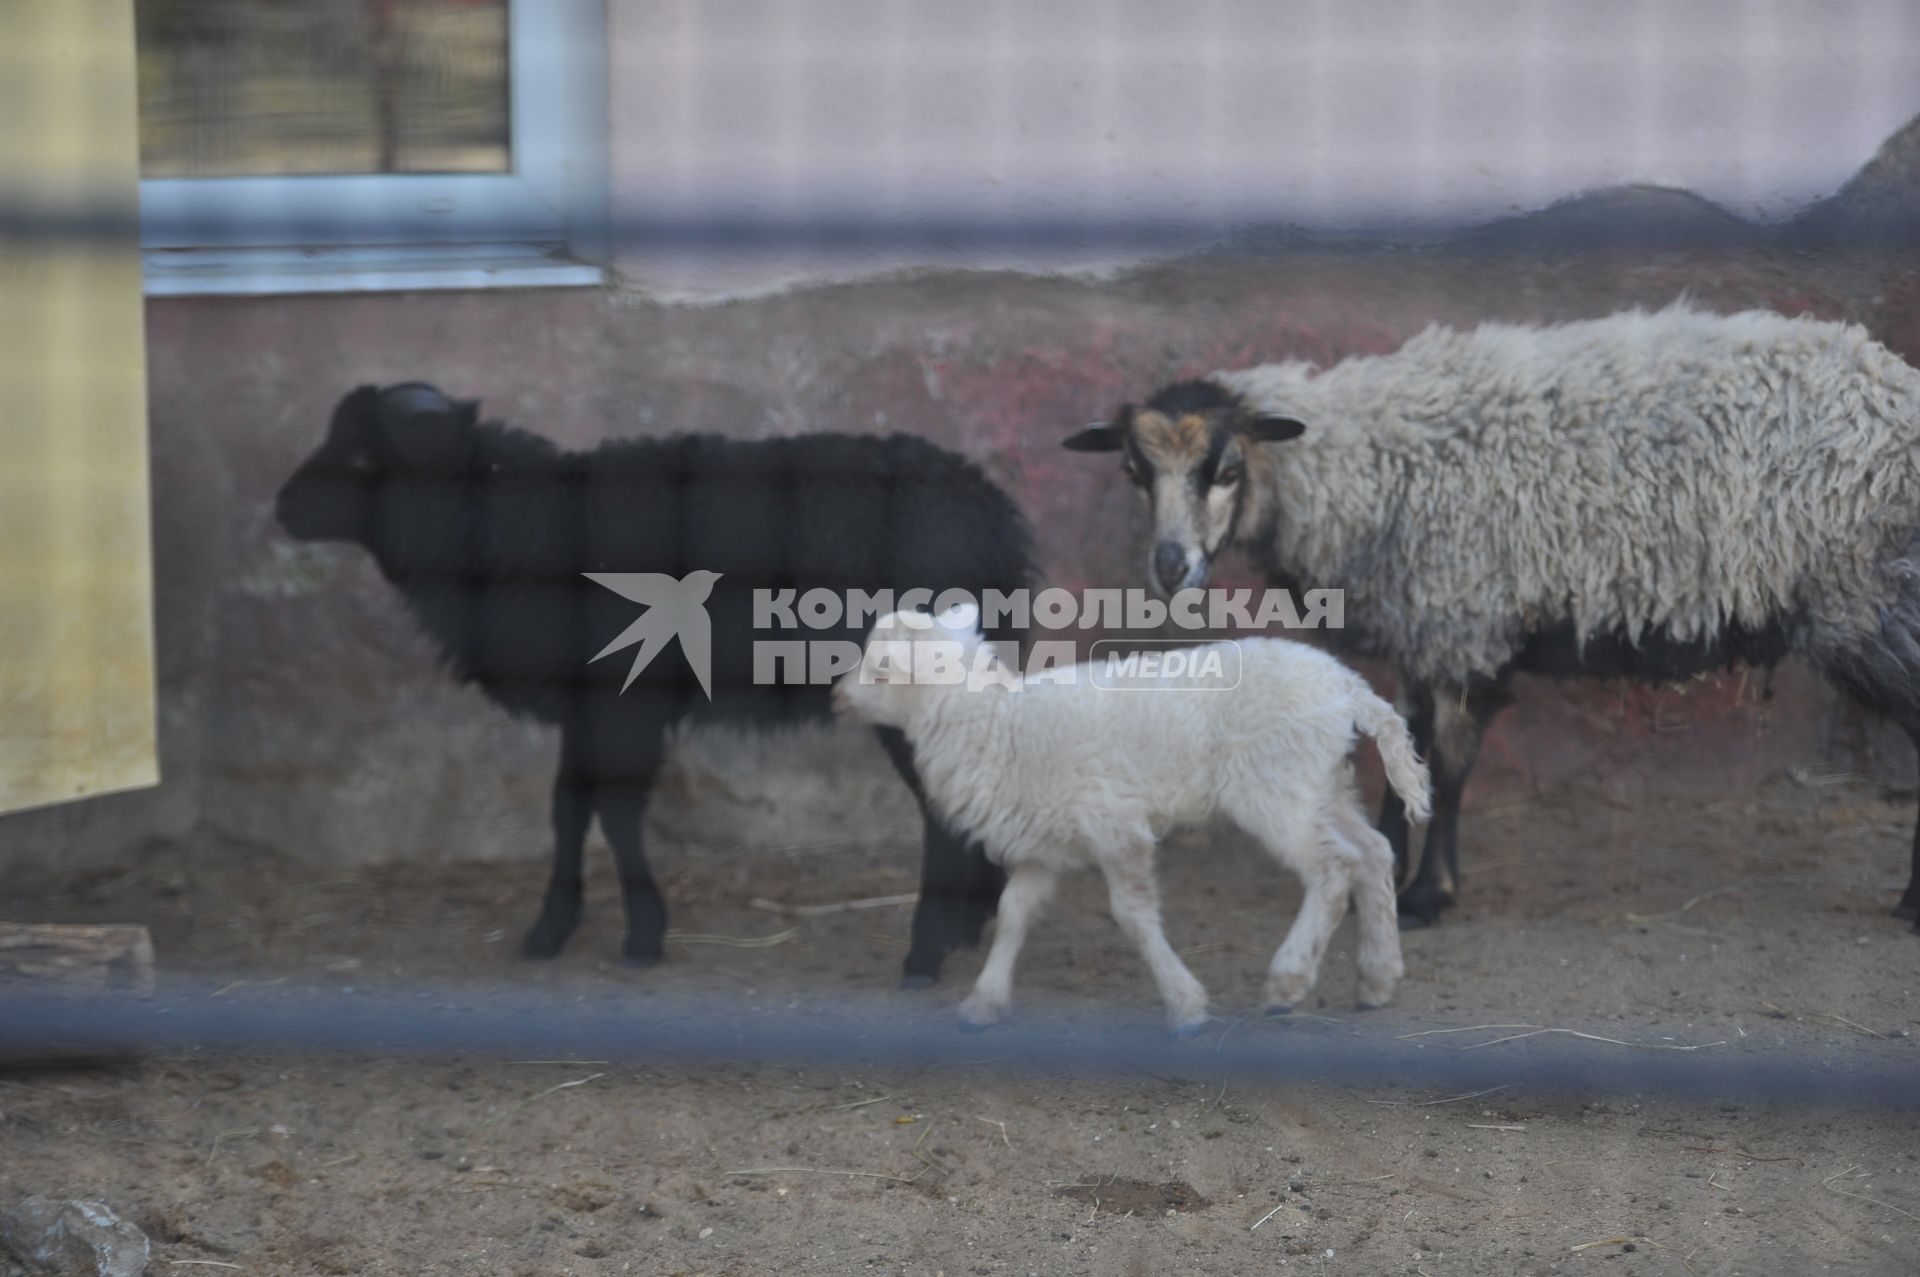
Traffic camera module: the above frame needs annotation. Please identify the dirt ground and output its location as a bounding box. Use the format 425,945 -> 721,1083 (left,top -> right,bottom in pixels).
6,776 -> 1920,1277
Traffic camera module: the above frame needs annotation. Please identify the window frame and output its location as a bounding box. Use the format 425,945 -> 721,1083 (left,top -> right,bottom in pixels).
139,0 -> 608,293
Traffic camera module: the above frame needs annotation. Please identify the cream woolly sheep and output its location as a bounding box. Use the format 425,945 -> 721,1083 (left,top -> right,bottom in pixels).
831,606 -> 1430,1034
1066,302 -> 1920,930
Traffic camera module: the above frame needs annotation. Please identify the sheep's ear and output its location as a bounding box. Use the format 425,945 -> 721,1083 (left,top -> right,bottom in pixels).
1062,421 -> 1125,452
937,601 -> 981,633
322,386 -> 378,451
1242,414 -> 1306,443
454,399 -> 482,427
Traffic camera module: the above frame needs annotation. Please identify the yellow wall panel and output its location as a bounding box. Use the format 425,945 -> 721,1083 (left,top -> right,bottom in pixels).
0,1 -> 158,814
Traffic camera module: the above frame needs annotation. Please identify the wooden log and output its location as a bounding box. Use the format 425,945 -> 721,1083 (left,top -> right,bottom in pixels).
0,923 -> 155,995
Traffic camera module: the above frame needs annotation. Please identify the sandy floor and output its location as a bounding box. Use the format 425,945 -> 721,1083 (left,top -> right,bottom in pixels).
6,777 -> 1920,1276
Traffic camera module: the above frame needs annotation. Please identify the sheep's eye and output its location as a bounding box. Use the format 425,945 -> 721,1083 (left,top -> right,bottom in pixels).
1213,466 -> 1242,488
346,450 -> 374,472
1122,458 -> 1145,485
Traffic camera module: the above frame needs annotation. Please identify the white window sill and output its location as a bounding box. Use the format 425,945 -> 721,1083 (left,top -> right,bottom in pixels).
142,243 -> 604,297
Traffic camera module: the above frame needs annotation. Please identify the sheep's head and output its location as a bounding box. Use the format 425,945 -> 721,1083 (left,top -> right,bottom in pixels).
1063,379 -> 1305,597
832,604 -> 1010,728
276,382 -> 482,551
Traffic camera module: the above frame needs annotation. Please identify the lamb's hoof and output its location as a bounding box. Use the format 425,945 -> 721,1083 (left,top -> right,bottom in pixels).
899,972 -> 939,991
1264,1004 -> 1293,1018
1893,900 -> 1920,922
1356,979 -> 1398,1010
620,944 -> 664,968
956,995 -> 1004,1032
1169,1021 -> 1209,1041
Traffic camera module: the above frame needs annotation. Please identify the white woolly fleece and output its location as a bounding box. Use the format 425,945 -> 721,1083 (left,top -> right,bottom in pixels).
835,610 -> 1428,1029
1214,302 -> 1920,686
869,637 -> 1430,865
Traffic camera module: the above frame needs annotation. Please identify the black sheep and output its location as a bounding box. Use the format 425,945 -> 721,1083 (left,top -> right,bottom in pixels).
276,383 -> 1034,982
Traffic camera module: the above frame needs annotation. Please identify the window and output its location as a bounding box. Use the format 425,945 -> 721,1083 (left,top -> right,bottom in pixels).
136,0 -> 607,295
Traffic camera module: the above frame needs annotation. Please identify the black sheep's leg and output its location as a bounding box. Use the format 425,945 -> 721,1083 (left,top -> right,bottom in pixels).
524,721 -> 593,959
906,815 -> 987,987
1398,677 -> 1509,929
876,726 -> 998,987
1898,725 -> 1920,926
957,833 -> 1007,949
594,714 -> 671,966
1378,681 -> 1435,886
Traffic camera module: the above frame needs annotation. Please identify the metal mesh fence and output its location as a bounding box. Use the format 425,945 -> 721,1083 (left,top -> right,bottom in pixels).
5,982 -> 1917,1109
6,0 -> 1920,1119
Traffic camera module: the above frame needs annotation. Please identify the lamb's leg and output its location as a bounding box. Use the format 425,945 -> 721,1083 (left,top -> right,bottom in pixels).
1377,680 -> 1434,885
1899,725 -> 1920,927
591,713 -> 670,966
1222,789 -> 1352,1013
1398,677 -> 1507,929
957,864 -> 1055,1030
876,726 -> 1004,986
1099,849 -> 1210,1037
1331,801 -> 1406,1009
524,721 -> 594,959
1261,840 -> 1358,1016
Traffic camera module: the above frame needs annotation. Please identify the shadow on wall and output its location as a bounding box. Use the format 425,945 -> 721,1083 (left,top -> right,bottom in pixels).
6,118 -> 1920,875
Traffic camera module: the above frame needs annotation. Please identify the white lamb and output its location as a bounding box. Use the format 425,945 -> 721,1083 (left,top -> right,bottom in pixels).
831,606 -> 1430,1034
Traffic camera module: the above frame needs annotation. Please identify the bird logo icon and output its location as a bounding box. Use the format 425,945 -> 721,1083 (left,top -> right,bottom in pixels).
583,570 -> 723,697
